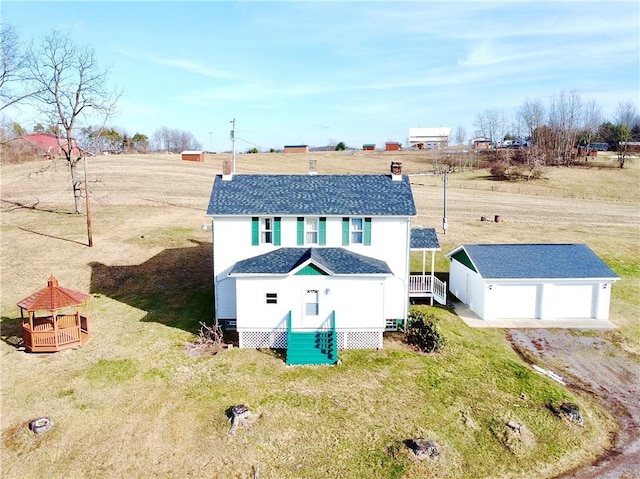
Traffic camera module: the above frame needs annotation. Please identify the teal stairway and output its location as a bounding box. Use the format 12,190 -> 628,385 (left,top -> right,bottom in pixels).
286,312 -> 337,366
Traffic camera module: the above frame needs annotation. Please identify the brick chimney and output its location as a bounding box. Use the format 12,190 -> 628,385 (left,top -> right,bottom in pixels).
308,158 -> 317,175
222,159 -> 233,181
390,161 -> 402,181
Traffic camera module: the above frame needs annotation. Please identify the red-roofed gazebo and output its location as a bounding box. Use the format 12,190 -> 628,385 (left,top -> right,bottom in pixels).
18,275 -> 90,352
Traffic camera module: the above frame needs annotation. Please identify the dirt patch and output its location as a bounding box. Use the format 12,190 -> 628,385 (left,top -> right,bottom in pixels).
507,329 -> 640,479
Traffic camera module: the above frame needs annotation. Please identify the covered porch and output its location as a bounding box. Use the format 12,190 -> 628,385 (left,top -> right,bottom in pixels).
18,275 -> 90,353
409,227 -> 447,305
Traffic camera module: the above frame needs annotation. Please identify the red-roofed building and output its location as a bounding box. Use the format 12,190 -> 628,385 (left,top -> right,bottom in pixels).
17,133 -> 81,159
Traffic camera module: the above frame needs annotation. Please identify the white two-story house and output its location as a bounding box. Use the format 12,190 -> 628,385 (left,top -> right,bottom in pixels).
205,161 -> 445,364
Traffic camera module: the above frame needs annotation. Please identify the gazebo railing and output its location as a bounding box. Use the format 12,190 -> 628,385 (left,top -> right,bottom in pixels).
22,315 -> 88,352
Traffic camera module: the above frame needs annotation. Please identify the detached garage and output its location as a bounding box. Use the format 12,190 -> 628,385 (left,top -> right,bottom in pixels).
446,244 -> 619,322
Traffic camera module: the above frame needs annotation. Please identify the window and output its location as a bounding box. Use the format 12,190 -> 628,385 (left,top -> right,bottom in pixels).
351,218 -> 364,244
253,217 -> 280,245
265,293 -> 277,304
261,217 -> 273,244
305,218 -> 318,244
305,289 -> 319,316
343,217 -> 372,245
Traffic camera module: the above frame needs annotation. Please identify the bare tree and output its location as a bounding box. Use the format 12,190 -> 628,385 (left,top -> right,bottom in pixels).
614,101 -> 638,169
474,108 -> 507,148
547,90 -> 582,165
518,98 -> 545,145
580,100 -> 602,161
615,100 -> 639,129
0,24 -> 38,112
27,29 -> 120,216
454,125 -> 467,146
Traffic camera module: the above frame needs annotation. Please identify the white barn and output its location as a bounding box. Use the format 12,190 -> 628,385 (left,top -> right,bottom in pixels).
205,161 -> 446,364
446,244 -> 619,322
409,127 -> 452,150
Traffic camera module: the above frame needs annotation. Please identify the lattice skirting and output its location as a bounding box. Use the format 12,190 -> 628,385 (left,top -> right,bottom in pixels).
239,330 -> 287,349
337,331 -> 383,349
238,330 -> 382,350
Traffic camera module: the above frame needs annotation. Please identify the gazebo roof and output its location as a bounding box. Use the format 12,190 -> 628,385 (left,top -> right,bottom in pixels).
17,275 -> 90,311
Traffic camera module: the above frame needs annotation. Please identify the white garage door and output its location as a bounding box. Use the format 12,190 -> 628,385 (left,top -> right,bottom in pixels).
549,284 -> 595,319
493,284 -> 539,319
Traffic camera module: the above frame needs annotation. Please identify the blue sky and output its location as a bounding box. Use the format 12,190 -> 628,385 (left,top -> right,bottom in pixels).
3,1 -> 639,152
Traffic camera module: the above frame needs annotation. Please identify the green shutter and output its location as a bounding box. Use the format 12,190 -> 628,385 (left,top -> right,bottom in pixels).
319,217 -> 326,245
342,218 -> 349,246
364,217 -> 372,245
274,217 -> 281,246
297,217 -> 304,245
251,217 -> 259,245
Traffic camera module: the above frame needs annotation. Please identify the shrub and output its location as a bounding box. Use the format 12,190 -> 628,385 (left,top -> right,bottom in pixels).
405,309 -> 446,353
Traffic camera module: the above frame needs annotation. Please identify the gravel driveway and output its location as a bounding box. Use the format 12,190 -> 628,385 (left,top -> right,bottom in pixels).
508,329 -> 640,479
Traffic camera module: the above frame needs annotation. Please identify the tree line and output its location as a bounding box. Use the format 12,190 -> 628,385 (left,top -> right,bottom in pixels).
469,91 -> 639,169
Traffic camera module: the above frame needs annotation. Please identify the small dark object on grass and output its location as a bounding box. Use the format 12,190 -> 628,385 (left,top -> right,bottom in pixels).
227,404 -> 250,435
29,417 -> 53,434
406,438 -> 440,460
560,402 -> 584,424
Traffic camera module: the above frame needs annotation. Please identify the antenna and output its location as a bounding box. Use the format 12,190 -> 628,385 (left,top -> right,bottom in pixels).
229,118 -> 236,174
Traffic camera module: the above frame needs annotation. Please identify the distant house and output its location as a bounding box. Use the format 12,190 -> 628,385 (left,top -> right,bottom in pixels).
446,244 -> 619,322
362,144 -> 376,151
409,127 -> 451,150
385,142 -> 401,151
15,133 -> 81,159
181,150 -> 205,162
470,137 -> 492,150
205,161 -> 446,364
284,145 -> 309,153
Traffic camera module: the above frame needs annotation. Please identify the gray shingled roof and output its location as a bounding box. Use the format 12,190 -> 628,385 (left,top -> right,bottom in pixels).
229,248 -> 392,275
448,244 -> 619,280
206,174 -> 416,216
410,227 -> 440,250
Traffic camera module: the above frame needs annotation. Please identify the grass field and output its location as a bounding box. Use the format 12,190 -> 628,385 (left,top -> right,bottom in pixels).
1,150 -> 638,478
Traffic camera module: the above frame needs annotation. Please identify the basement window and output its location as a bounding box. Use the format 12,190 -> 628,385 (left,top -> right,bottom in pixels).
265,293 -> 278,304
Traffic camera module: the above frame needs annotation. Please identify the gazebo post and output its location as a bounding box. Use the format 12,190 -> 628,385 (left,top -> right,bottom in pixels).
52,308 -> 59,349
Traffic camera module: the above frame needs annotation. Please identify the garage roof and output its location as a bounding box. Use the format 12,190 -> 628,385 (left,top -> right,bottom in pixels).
446,244 -> 619,280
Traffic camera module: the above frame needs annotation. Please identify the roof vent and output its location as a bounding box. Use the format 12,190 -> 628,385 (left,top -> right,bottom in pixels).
222,159 -> 233,181
390,161 -> 402,181
308,158 -> 317,175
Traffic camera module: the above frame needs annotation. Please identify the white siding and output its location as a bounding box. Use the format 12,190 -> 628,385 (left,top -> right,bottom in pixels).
212,215 -> 411,323
235,276 -> 386,331
448,259 -> 486,318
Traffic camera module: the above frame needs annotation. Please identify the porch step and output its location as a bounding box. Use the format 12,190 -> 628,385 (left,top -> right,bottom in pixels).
286,331 -> 337,366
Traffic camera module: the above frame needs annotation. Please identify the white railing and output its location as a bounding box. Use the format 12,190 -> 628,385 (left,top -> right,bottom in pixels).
409,274 -> 447,305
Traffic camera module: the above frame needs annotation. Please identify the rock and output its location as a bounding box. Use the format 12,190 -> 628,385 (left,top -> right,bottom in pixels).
560,402 -> 583,424
29,417 -> 53,434
228,404 -> 250,435
507,420 -> 523,433
407,438 -> 440,459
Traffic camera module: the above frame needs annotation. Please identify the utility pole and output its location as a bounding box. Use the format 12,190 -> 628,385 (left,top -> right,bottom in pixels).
442,171 -> 448,235
230,118 -> 236,174
208,131 -> 213,152
83,155 -> 93,247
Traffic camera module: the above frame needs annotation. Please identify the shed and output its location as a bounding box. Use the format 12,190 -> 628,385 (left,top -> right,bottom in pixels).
362,144 -> 376,151
181,150 -> 205,162
284,145 -> 309,153
385,142 -> 401,151
446,244 -> 619,322
17,275 -> 90,352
